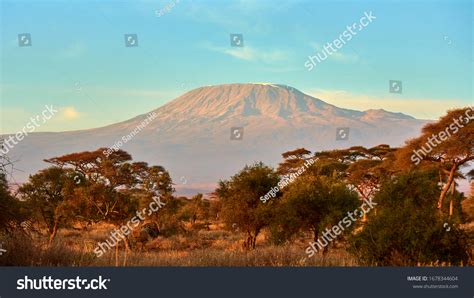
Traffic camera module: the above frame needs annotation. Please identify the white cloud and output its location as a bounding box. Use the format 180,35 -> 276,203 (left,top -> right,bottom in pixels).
205,44 -> 287,64
308,89 -> 468,120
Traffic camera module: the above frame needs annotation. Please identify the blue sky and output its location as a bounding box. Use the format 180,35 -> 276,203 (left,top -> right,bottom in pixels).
1,0 -> 472,133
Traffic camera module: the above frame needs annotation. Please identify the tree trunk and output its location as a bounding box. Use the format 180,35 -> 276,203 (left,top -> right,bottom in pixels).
247,233 -> 252,249
245,231 -> 258,250
115,242 -> 119,267
251,235 -> 257,249
123,238 -> 131,266
313,228 -> 319,242
449,182 -> 455,217
449,198 -> 454,217
48,221 -> 58,245
438,164 -> 457,210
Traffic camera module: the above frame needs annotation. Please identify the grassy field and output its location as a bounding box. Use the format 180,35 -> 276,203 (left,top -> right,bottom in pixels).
1,221 -> 360,267
0,197 -> 472,267
2,213 -> 473,267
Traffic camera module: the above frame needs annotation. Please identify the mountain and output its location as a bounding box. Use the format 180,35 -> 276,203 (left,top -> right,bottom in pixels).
2,83 -> 427,195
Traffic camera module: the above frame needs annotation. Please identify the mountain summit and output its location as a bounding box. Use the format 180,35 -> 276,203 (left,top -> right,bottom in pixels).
154,83 -> 336,120
3,83 -> 427,194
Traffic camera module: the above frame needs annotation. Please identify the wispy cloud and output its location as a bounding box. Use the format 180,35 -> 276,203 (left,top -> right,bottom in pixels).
204,43 -> 288,64
308,89 -> 468,120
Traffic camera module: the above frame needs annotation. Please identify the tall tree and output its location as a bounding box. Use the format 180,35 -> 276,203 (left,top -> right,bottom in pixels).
216,162 -> 279,249
277,148 -> 312,175
280,174 -> 359,252
19,167 -> 75,243
397,108 -> 474,210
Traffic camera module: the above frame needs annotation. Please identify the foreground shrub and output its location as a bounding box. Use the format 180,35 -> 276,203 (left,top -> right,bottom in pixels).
349,170 -> 471,266
0,232 -> 95,266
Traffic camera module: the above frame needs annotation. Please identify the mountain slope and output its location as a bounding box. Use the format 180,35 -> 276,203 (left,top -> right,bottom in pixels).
2,83 -> 427,194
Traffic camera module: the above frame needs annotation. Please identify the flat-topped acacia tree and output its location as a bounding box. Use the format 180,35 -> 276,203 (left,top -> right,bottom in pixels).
44,148 -> 173,223
42,148 -> 174,265
396,108 -> 474,212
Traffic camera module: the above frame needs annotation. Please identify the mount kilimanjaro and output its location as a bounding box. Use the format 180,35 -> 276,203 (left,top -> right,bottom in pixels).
3,83 -> 427,195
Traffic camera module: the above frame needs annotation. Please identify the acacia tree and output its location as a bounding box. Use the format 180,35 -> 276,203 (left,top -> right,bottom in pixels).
19,167 -> 76,244
345,145 -> 396,211
397,108 -> 474,211
44,148 -> 173,223
277,148 -> 312,175
279,174 -> 359,252
308,145 -> 395,210
216,162 -> 280,249
44,148 -> 174,265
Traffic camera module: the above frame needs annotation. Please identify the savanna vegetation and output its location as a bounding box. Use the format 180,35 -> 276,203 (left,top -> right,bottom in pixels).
0,107 -> 473,266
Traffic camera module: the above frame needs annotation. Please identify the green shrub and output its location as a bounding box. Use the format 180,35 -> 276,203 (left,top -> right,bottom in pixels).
349,170 -> 471,266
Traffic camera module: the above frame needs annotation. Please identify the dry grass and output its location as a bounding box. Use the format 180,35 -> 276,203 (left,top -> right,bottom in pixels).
0,225 -> 357,267
94,245 -> 356,267
0,232 -> 95,266
3,211 -> 473,267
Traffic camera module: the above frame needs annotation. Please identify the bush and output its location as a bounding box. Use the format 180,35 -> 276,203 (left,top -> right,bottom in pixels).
349,170 -> 471,266
0,232 -> 95,266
